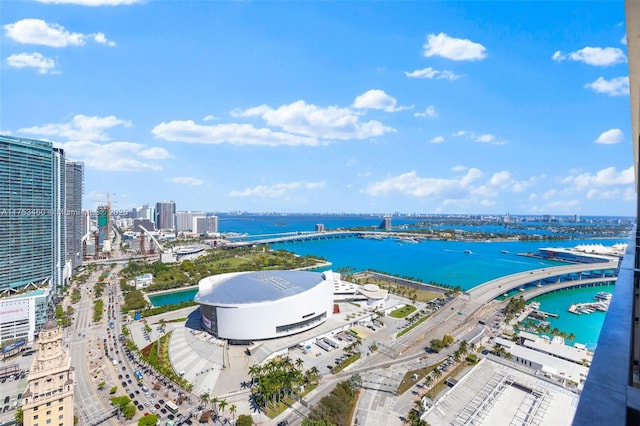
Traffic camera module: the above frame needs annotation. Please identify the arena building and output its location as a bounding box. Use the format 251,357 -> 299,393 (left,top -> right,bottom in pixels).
195,270 -> 334,342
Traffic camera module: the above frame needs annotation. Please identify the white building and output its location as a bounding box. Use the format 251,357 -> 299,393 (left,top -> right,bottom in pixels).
195,270 -> 334,342
206,215 -> 219,234
135,273 -> 153,290
193,216 -> 207,235
0,288 -> 51,345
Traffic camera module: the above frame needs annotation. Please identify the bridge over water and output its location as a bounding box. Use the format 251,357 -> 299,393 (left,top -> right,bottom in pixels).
223,230 -> 367,247
463,261 -> 619,314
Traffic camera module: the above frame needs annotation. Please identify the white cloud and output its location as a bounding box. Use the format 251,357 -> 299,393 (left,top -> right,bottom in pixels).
3,19 -> 115,48
56,140 -> 163,171
203,115 -> 217,122
230,100 -> 395,140
584,76 -> 629,96
414,106 -> 438,118
452,130 -> 467,137
4,19 -> 85,47
621,35 -> 627,45
365,168 -> 483,198
169,177 -> 204,186
36,0 -> 143,5
352,89 -> 409,112
552,46 -> 626,66
489,171 -> 511,187
6,52 -> 56,74
430,136 -> 445,144
19,114 -> 132,141
423,33 -> 487,61
139,147 -> 170,159
595,128 -> 624,144
404,66 -> 461,80
230,181 -> 325,198
93,32 -> 116,47
474,133 -> 505,145
563,166 -> 634,190
152,120 -> 319,146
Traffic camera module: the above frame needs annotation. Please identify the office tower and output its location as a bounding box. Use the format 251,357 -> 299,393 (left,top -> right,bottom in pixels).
97,204 -> 110,246
22,321 -> 74,426
193,216 -> 206,234
65,161 -> 83,270
176,210 -> 206,232
138,203 -> 155,223
379,216 -> 391,231
155,200 -> 176,230
52,148 -> 65,293
0,135 -> 54,292
207,215 -> 219,234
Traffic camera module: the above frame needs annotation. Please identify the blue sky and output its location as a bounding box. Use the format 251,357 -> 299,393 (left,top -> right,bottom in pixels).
1,0 -> 634,216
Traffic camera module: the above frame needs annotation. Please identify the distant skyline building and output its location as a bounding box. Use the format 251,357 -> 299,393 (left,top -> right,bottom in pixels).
155,200 -> 176,230
177,210 -> 206,232
379,216 -> 391,231
65,161 -> 84,270
206,215 -> 219,234
97,204 -> 110,247
0,135 -> 54,293
193,216 -> 207,235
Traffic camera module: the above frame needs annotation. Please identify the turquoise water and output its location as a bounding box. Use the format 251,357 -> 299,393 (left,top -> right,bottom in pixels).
147,288 -> 197,307
526,284 -> 615,349
148,214 -> 630,348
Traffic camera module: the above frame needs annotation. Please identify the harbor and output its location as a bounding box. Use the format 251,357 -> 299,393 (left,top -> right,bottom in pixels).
568,292 -> 612,315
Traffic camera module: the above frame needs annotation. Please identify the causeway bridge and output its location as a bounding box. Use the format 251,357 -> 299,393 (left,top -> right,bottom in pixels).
222,230 -> 367,247
463,261 -> 619,315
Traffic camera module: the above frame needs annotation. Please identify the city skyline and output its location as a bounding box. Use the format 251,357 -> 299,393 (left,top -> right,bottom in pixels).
1,1 -> 635,216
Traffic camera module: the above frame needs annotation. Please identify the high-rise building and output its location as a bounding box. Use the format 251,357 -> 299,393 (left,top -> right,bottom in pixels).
22,320 -> 74,426
379,216 -> 391,231
65,161 -> 83,270
52,148 -> 65,293
207,215 -> 219,234
176,210 -> 206,232
155,200 -> 176,230
97,204 -> 110,246
193,216 -> 206,234
0,135 -> 54,293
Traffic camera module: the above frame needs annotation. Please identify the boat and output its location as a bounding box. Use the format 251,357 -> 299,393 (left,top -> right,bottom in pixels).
595,292 -> 612,301
464,250 -> 472,254
501,250 -> 509,254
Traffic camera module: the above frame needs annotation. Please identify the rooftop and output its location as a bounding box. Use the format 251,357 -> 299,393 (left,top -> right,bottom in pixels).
195,270 -> 328,305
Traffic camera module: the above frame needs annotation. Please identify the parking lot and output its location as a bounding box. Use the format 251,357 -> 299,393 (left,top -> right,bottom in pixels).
0,351 -> 35,424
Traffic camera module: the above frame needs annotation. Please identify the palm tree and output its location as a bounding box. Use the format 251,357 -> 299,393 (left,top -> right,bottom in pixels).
295,358 -> 304,371
218,399 -> 228,418
200,392 -> 210,409
432,368 -> 442,383
210,396 -> 220,414
229,404 -> 237,425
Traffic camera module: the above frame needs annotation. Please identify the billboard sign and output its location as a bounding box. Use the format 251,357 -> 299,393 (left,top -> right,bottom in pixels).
0,299 -> 29,323
2,339 -> 26,353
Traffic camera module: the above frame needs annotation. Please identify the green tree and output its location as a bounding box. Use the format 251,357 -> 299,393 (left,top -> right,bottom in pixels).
429,338 -> 444,353
138,414 -> 159,426
14,407 -> 23,425
236,414 -> 253,426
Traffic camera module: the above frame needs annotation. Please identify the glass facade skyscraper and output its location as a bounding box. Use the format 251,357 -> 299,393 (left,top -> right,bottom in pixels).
0,135 -> 54,292
65,161 -> 84,270
52,148 -> 66,293
155,200 -> 176,230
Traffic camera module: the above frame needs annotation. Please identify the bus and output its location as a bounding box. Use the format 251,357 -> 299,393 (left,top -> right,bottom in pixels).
134,370 -> 143,382
165,400 -> 179,414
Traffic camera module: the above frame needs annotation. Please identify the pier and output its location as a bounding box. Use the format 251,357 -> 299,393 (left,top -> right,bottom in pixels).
530,309 -> 559,319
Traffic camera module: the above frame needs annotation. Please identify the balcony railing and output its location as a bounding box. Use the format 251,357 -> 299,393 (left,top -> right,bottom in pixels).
572,231 -> 640,425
